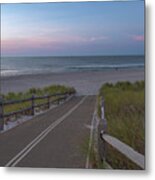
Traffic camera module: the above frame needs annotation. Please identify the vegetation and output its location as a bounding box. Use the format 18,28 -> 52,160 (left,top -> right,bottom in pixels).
1,85 -> 76,118
98,81 -> 145,169
105,143 -> 142,169
2,85 -> 76,101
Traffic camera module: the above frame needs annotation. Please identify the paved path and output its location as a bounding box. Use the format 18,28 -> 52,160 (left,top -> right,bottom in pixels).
0,96 -> 96,168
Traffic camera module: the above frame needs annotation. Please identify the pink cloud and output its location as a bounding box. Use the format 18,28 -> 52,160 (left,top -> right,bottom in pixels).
1,36 -> 85,55
2,35 -> 108,52
132,35 -> 144,41
1,38 -> 63,53
89,36 -> 108,42
1,34 -> 109,55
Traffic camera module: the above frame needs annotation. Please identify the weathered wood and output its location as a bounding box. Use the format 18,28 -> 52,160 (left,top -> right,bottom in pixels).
34,102 -> 49,108
3,107 -> 32,118
0,92 -> 75,129
31,95 -> 35,116
3,97 -> 32,105
51,96 -> 66,104
102,134 -> 145,169
0,97 -> 4,131
3,92 -> 69,106
100,96 -> 105,119
100,96 -> 107,133
34,95 -> 49,100
47,96 -> 50,109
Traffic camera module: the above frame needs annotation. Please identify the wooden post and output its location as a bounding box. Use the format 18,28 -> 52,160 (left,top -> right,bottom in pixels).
31,95 -> 35,116
100,130 -> 107,163
100,96 -> 108,163
57,96 -> 59,105
100,96 -> 107,133
47,95 -> 50,109
0,96 -> 4,131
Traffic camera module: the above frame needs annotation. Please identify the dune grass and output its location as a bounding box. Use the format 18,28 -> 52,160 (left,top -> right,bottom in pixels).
1,85 -> 76,116
98,81 -> 145,155
2,85 -> 76,101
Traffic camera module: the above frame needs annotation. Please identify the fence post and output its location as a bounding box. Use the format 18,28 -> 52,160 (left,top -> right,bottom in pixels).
100,96 -> 107,133
100,96 -> 108,164
0,96 -> 4,131
31,95 -> 35,116
47,95 -> 50,109
57,96 -> 60,105
100,130 -> 107,163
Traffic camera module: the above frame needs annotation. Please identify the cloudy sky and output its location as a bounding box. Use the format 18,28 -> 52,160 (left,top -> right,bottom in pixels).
1,1 -> 144,56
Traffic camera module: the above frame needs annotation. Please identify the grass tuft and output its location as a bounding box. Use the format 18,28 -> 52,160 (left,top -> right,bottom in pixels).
98,81 -> 145,169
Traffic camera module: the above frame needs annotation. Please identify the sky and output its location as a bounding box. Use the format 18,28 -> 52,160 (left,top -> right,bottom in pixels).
1,1 -> 144,56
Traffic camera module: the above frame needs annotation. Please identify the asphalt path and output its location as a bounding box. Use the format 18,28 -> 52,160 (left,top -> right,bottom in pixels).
0,96 -> 96,168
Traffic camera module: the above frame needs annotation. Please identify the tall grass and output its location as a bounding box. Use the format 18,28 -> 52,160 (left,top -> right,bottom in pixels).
2,85 -> 76,101
2,85 -> 76,115
99,81 -> 145,155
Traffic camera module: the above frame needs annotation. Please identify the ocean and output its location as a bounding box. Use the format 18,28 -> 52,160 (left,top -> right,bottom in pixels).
1,56 -> 144,77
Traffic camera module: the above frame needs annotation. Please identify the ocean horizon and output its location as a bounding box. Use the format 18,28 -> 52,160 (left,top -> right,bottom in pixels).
1,55 -> 144,77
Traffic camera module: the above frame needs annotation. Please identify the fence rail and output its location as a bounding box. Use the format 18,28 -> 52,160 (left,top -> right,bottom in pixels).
99,96 -> 145,169
0,91 -> 75,131
100,133 -> 145,169
3,97 -> 32,105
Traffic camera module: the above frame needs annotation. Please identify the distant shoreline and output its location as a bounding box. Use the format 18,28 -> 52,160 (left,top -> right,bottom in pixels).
1,67 -> 144,79
1,68 -> 144,95
1,55 -> 144,77
1,55 -> 144,58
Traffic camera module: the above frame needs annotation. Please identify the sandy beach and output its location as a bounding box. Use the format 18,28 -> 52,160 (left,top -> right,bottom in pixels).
1,68 -> 144,95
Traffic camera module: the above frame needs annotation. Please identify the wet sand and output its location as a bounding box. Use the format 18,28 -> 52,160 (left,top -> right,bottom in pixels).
1,68 -> 144,95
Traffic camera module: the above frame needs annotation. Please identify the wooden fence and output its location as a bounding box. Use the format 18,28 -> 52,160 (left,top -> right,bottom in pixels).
99,96 -> 145,169
0,92 -> 75,131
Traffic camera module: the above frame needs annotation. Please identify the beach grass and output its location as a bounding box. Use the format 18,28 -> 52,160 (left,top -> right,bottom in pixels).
2,85 -> 76,101
1,85 -> 76,116
98,81 -> 145,169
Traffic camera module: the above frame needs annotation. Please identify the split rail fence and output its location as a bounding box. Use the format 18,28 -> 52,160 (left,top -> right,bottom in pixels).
0,92 -> 75,131
99,96 -> 145,169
